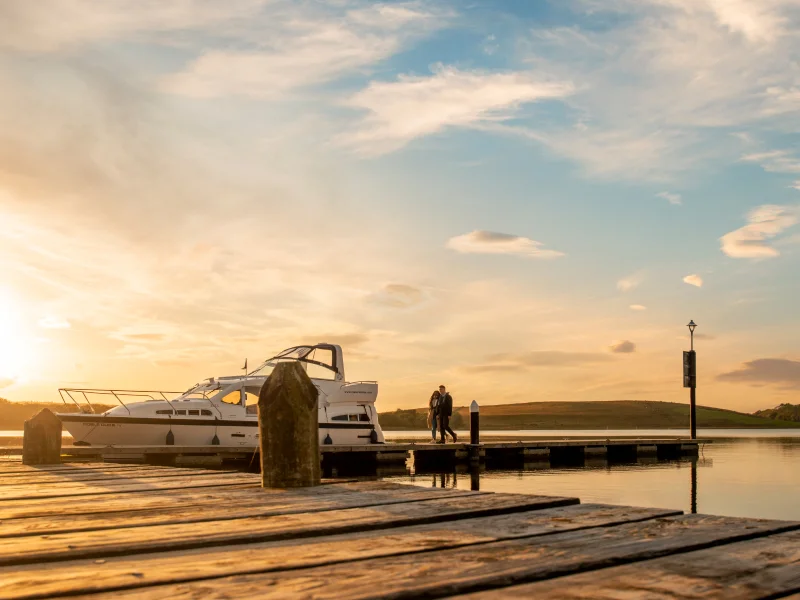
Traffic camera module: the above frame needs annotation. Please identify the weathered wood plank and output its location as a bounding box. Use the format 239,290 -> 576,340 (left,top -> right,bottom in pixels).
0,473 -> 258,502
0,493 -> 577,566
0,504 -> 676,599
0,481 -> 441,520
0,488 -> 483,537
0,468 -> 240,486
97,514 -> 798,599
459,529 -> 800,599
0,463 -> 153,474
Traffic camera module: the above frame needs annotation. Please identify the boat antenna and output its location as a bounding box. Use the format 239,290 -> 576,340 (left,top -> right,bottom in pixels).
242,358 -> 248,376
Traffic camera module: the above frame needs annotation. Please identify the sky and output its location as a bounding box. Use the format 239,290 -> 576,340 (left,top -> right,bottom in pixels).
1,0 -> 799,413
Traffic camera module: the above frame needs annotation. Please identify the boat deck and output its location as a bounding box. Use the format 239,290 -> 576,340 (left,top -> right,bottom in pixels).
0,457 -> 797,599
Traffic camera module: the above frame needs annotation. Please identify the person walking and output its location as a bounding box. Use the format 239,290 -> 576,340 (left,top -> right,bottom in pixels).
437,385 -> 457,443
427,390 -> 441,443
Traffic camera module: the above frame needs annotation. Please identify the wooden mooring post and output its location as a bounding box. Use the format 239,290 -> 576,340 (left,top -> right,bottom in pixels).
257,361 -> 321,488
22,408 -> 62,465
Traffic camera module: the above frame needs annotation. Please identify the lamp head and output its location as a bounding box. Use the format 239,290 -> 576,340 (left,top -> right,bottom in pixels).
687,320 -> 697,334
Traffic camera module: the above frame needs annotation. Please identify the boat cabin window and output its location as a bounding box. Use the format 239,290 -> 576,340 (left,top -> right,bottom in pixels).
245,391 -> 259,415
156,409 -> 174,415
303,347 -> 335,380
188,409 -> 200,416
176,410 -> 187,415
332,413 -> 370,422
201,409 -> 213,416
220,391 -> 243,405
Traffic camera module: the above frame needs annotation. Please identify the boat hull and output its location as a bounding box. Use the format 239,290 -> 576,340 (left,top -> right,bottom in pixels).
58,414 -> 381,447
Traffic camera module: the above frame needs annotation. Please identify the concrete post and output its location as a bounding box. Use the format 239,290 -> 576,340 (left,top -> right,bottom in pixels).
258,361 -> 321,488
22,409 -> 62,465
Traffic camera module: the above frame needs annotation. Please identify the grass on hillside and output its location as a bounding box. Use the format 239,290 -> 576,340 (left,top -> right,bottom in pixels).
379,400 -> 800,430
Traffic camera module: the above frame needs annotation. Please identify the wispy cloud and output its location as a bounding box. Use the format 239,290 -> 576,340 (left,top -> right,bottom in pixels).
368,283 -> 425,308
609,339 -> 636,353
720,205 -> 799,258
165,3 -> 448,99
470,350 -> 613,372
446,230 -> 565,259
717,358 -> 800,389
656,191 -> 682,205
741,149 -> 800,173
629,304 -> 647,311
683,274 -> 703,287
617,272 -> 644,292
38,316 -> 71,329
341,65 -> 574,155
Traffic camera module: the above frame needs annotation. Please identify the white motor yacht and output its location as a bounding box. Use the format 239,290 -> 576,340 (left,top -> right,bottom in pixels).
57,343 -> 385,447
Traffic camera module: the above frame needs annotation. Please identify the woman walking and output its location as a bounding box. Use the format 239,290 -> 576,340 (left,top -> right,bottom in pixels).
427,390 -> 441,443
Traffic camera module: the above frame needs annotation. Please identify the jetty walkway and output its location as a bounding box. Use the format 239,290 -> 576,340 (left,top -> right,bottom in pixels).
0,438 -> 708,470
0,457 -> 797,599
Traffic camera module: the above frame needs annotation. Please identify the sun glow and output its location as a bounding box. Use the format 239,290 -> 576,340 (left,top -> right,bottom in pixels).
0,289 -> 35,386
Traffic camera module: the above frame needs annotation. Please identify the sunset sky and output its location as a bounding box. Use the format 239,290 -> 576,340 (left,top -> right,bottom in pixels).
1,0 -> 799,413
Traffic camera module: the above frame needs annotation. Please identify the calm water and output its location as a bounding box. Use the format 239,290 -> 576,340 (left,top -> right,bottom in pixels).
3,428 -> 799,521
382,429 -> 800,522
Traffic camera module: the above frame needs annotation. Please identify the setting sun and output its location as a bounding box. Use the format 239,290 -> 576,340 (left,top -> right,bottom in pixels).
0,289 -> 34,385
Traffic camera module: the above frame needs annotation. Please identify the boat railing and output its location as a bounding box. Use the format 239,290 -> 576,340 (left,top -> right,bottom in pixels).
57,388 -> 224,419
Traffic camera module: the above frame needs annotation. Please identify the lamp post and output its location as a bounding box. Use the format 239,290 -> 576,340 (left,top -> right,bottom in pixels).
684,320 -> 697,440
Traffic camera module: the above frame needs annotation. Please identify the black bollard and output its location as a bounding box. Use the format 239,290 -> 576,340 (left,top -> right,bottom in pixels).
470,400 -> 480,445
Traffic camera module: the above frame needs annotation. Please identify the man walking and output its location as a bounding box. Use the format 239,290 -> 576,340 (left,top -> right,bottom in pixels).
437,385 -> 457,443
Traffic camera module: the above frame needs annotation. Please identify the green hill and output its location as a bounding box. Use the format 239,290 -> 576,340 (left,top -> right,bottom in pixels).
753,403 -> 800,423
0,398 -> 113,430
379,400 -> 800,430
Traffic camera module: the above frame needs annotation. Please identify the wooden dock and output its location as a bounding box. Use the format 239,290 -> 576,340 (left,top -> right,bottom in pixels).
4,438 -> 708,470
0,458 -> 797,599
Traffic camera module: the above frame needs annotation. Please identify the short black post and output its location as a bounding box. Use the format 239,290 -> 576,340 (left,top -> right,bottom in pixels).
470,400 -> 479,445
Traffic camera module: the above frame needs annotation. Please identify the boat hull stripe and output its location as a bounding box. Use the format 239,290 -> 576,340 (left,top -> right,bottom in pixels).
57,414 -> 375,430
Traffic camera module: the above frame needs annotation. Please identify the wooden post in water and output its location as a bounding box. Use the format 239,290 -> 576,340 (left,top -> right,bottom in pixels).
257,361 -> 321,488
22,409 -> 63,465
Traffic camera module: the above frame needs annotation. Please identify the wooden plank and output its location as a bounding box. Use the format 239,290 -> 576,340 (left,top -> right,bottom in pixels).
0,480 -> 417,520
0,487 -> 483,537
0,473 -> 258,502
0,468 -> 242,486
0,462 -> 155,474
0,504 -> 677,599
461,529 -> 800,599
98,514 -> 798,599
0,492 -> 578,567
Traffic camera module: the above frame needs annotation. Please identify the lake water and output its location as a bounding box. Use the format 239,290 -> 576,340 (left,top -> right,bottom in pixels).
3,428 -> 798,521
381,429 -> 800,522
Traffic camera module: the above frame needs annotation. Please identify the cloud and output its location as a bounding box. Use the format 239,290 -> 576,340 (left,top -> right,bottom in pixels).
609,340 -> 636,353
305,333 -> 369,347
446,230 -> 564,259
341,65 -> 574,155
656,191 -> 682,205
629,304 -> 646,311
617,272 -> 644,292
720,204 -> 799,258
513,0 -> 800,181
717,358 -> 800,389
741,149 -> 800,173
470,350 -> 613,372
0,0 -> 269,52
0,377 -> 15,390
165,3 -> 447,99
38,316 -> 71,329
368,284 -> 424,308
683,274 -> 703,287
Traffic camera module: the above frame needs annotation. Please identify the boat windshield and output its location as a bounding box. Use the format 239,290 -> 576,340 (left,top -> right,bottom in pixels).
250,345 -> 338,379
177,383 -> 221,400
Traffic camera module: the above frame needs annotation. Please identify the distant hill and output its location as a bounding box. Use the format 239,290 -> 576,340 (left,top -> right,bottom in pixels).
754,403 -> 800,423
379,400 -> 800,430
0,398 -> 114,430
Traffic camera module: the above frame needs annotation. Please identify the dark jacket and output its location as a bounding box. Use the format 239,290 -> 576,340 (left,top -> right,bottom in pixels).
439,392 -> 453,417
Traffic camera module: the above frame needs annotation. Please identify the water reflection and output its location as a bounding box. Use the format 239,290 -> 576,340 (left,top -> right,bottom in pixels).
381,436 -> 800,521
